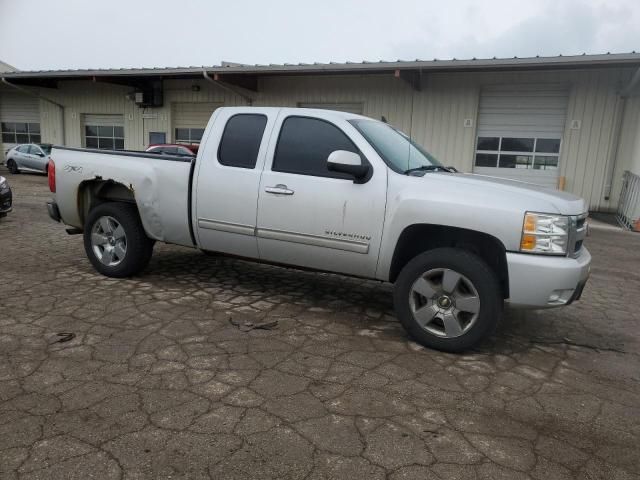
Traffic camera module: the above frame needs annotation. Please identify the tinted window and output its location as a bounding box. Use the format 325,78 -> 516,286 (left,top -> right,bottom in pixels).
499,154 -> 533,169
98,138 -> 114,150
475,153 -> 498,167
477,137 -> 500,151
190,129 -> 205,142
17,145 -> 30,153
175,128 -> 190,141
149,132 -> 166,145
501,138 -> 534,152
535,138 -> 561,153
218,114 -> 267,169
273,116 -> 359,178
98,126 -> 114,137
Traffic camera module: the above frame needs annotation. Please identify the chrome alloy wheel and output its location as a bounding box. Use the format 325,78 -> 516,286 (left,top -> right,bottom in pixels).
91,216 -> 127,267
409,268 -> 481,338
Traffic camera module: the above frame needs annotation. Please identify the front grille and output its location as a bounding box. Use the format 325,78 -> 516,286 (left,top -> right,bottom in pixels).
568,213 -> 588,257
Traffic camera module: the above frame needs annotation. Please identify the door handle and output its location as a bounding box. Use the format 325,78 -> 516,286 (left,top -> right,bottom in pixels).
265,184 -> 294,195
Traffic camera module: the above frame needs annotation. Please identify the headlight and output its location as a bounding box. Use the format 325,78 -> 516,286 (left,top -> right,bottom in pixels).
520,212 -> 569,255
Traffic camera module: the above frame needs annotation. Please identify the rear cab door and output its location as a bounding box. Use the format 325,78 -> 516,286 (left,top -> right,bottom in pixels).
255,109 -> 388,278
193,107 -> 277,257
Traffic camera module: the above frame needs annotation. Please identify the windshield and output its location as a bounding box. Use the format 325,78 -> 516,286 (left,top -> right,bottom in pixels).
39,144 -> 52,154
349,119 -> 442,173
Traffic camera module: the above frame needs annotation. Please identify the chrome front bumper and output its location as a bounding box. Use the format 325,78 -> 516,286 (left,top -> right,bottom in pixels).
506,247 -> 591,308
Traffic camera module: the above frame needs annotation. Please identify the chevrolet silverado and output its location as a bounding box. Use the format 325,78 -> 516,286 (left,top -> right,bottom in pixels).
46,107 -> 590,352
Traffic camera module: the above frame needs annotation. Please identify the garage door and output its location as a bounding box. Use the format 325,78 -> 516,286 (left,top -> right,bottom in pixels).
1,92 -> 40,159
172,102 -> 221,145
83,114 -> 125,150
473,84 -> 569,189
298,102 -> 364,115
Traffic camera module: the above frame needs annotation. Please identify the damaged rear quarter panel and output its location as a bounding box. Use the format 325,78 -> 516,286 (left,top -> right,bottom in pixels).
53,148 -> 193,247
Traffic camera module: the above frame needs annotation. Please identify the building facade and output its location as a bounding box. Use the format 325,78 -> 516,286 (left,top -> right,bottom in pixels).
1,53 -> 640,212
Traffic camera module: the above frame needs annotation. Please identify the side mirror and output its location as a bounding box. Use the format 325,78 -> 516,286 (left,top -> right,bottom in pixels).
327,150 -> 370,182
37,152 -> 45,157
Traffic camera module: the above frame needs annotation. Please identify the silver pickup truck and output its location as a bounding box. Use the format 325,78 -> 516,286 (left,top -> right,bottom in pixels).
46,107 -> 590,352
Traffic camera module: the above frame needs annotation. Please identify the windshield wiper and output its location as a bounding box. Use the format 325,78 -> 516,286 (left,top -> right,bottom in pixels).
404,165 -> 453,174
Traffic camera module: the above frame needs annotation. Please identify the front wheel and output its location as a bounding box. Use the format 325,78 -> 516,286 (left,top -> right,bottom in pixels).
83,202 -> 154,278
6,159 -> 19,174
393,248 -> 502,352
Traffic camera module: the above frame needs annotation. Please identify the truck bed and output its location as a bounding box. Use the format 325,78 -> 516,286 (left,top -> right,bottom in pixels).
52,146 -> 196,247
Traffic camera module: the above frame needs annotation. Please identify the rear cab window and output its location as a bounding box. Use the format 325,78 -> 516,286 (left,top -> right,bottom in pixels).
218,114 -> 268,169
272,116 -> 363,179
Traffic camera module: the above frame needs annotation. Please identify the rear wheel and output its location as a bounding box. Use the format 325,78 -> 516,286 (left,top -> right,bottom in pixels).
6,159 -> 19,174
83,202 -> 154,277
393,247 -> 502,352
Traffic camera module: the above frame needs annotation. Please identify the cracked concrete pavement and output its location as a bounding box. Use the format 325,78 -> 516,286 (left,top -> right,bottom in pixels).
1,170 -> 639,479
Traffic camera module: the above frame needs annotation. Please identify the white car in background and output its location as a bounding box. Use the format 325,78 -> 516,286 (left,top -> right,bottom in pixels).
4,143 -> 52,174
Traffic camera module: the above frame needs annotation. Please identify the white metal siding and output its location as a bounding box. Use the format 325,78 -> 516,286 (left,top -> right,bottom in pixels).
477,84 -> 569,137
83,114 -> 124,127
298,102 -> 363,114
0,92 -> 40,123
172,102 -> 221,129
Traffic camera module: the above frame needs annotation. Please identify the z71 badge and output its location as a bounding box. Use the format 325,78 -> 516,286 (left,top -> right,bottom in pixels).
64,165 -> 83,173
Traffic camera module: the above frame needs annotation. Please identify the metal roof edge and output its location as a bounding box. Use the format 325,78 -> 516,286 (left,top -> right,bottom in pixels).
3,52 -> 640,79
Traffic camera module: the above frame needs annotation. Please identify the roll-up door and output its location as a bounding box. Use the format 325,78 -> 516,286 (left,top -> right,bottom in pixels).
172,102 -> 221,145
473,84 -> 569,189
1,92 -> 40,158
298,102 -> 364,115
83,114 -> 125,150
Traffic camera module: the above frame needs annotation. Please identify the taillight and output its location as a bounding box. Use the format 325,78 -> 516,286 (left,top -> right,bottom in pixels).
48,159 -> 56,192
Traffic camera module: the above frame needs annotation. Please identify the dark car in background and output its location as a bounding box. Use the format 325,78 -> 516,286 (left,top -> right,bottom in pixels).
0,176 -> 12,217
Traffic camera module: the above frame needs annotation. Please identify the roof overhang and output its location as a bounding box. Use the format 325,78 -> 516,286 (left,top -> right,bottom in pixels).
2,53 -> 640,89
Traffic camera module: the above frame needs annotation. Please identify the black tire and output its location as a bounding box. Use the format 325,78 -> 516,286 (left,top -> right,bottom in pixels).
7,159 -> 19,174
393,247 -> 502,353
83,202 -> 154,278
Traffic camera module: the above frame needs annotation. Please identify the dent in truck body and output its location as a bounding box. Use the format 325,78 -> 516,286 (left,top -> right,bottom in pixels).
53,147 -> 194,247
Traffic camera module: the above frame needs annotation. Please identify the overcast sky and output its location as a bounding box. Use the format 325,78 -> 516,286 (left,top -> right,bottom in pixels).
0,0 -> 638,71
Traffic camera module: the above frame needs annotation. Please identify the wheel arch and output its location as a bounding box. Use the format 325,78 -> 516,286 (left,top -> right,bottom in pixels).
77,179 -> 136,227
389,223 -> 510,299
